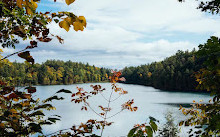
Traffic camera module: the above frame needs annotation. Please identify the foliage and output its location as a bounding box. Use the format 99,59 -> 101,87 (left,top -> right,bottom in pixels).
0,0 -> 88,136
0,78 -> 72,136
122,49 -> 204,92
158,111 -> 179,137
128,116 -> 159,137
178,0 -> 220,15
47,71 -> 137,136
0,60 -> 111,85
0,0 -> 86,63
179,36 -> 220,136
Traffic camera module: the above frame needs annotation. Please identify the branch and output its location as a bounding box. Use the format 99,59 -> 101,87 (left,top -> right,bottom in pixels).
100,92 -> 109,102
45,128 -> 71,136
100,88 -> 114,136
0,48 -> 27,61
84,102 -> 104,119
106,109 -> 124,119
110,94 -> 121,102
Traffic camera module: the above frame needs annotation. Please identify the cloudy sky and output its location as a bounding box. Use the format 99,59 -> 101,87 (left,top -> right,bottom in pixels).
2,0 -> 220,69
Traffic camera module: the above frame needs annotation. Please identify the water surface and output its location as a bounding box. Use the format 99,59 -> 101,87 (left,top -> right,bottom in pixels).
33,83 -> 211,137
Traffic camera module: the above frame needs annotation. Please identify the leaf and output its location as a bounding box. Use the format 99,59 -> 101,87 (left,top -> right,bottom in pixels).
179,121 -> 184,126
150,121 -> 158,132
10,109 -> 17,114
65,0 -> 75,5
29,123 -> 42,133
26,7 -> 33,15
59,20 -> 70,32
23,94 -> 31,99
34,104 -> 53,110
0,123 -> 4,128
37,37 -> 52,42
25,86 -> 36,93
54,19 -> 59,23
30,111 -> 45,117
78,16 -> 87,26
73,22 -> 84,31
16,0 -> 23,8
43,95 -> 64,103
56,89 -> 72,94
128,127 -> 137,137
145,126 -> 153,137
48,117 -> 60,123
73,16 -> 87,31
18,51 -> 34,64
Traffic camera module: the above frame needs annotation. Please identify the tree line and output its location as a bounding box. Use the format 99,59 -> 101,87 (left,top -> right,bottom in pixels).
122,49 -> 206,92
0,60 -> 111,86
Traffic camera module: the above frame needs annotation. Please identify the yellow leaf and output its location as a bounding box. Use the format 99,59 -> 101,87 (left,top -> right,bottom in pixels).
31,0 -> 38,9
59,20 -> 70,32
0,49 -> 3,52
0,123 -> 4,128
26,7 -> 33,15
10,109 -> 17,114
22,101 -> 30,107
16,0 -> 23,8
13,98 -> 19,102
73,21 -> 84,31
65,0 -> 75,5
78,16 -> 87,27
64,17 -> 75,24
148,72 -> 152,77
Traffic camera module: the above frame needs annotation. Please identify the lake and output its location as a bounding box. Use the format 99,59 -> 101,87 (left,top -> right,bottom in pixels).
33,83 -> 211,137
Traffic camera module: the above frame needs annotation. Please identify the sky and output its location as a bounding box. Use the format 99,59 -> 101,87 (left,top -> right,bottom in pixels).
2,0 -> 220,69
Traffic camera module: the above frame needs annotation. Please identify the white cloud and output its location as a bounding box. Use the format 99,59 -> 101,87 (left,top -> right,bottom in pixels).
2,0 -> 220,68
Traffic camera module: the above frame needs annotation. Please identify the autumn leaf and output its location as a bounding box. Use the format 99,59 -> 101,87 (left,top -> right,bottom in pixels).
18,51 -> 34,64
25,86 -> 36,93
65,0 -> 75,5
73,16 -> 87,31
59,20 -> 70,32
16,0 -> 23,8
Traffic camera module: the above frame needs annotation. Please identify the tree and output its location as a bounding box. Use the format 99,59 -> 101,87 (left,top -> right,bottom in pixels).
179,36 -> 220,136
0,0 -> 86,63
0,0 -> 87,136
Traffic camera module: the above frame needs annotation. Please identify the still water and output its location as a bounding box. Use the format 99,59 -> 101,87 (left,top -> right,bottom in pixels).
33,83 -> 211,137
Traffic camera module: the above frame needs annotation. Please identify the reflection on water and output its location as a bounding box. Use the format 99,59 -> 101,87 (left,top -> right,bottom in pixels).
32,83 -> 211,137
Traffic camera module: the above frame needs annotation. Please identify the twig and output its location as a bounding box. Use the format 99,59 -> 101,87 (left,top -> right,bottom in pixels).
45,128 -> 71,136
0,48 -> 27,61
110,94 -> 121,102
106,109 -> 124,119
100,88 -> 114,137
100,92 -> 109,102
84,102 -> 104,119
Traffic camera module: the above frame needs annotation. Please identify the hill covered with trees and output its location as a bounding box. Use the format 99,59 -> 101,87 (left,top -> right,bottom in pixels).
0,60 -> 111,86
122,49 -> 205,92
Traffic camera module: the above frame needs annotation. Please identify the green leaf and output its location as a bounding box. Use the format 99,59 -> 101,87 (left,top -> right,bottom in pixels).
150,120 -> 158,132
56,89 -> 72,94
30,111 -> 45,117
48,117 -> 60,123
54,19 -> 59,23
128,127 -> 137,137
34,104 -> 53,110
28,123 -> 42,133
145,126 -> 153,137
43,95 -> 64,103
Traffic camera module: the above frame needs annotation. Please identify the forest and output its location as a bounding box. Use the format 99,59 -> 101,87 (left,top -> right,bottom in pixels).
122,49 -> 205,92
0,60 -> 111,85
1,49 -> 206,92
